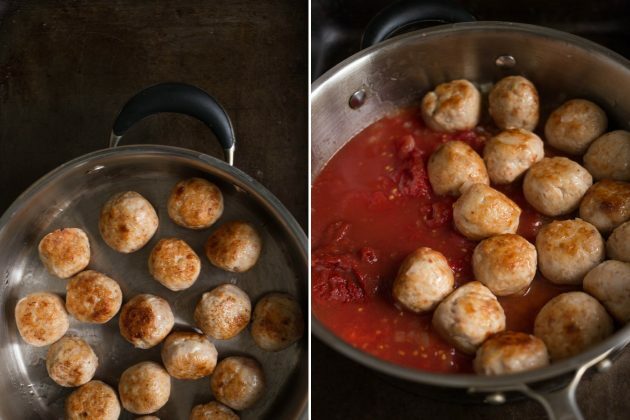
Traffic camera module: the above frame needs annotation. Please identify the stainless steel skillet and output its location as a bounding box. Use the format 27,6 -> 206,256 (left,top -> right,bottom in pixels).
0,83 -> 307,419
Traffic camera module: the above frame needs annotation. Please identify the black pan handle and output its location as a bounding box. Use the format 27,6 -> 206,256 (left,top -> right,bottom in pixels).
361,0 -> 475,49
110,82 -> 236,166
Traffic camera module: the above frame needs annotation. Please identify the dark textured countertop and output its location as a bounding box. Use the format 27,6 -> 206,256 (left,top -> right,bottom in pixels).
312,1 -> 630,419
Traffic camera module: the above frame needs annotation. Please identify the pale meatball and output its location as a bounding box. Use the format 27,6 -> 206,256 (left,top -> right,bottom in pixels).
168,177 -> 224,229
119,361 -> 171,415
432,281 -> 506,354
161,331 -> 218,379
66,270 -> 123,324
584,260 -> 630,323
190,402 -> 239,420
148,238 -> 201,291
38,227 -> 90,279
46,336 -> 98,387
579,180 -> 630,234
210,357 -> 265,411
453,183 -> 521,240
488,76 -> 540,131
119,294 -> 174,349
99,191 -> 159,253
392,248 -> 454,313
205,221 -> 262,272
534,292 -> 613,360
472,234 -> 537,296
607,221 -> 630,262
194,284 -> 251,340
584,130 -> 630,181
483,129 -> 544,184
65,380 -> 120,420
523,157 -> 592,216
545,99 -> 607,154
421,79 -> 481,133
427,141 -> 489,196
15,292 -> 69,347
536,219 -> 604,285
251,293 -> 305,351
474,331 -> 549,375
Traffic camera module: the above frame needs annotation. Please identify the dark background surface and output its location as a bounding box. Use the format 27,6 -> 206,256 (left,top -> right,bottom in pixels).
0,0 -> 308,230
312,1 -> 630,419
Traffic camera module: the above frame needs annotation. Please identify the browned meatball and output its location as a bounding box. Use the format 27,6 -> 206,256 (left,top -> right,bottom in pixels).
392,248 -> 454,313
428,141 -> 489,196
488,76 -> 539,131
483,129 -> 544,184
15,292 -> 69,347
584,130 -> 630,181
251,293 -> 305,351
161,331 -> 218,380
474,331 -> 549,375
65,380 -> 120,420
119,294 -> 174,349
99,191 -> 159,253
66,270 -> 123,324
534,292 -> 613,360
545,99 -> 607,155
38,227 -> 90,279
579,180 -> 630,234
46,336 -> 98,387
607,220 -> 630,262
194,284 -> 251,340
168,177 -> 224,229
421,79 -> 481,132
119,361 -> 171,415
584,260 -> 630,323
205,221 -> 262,272
190,401 -> 239,420
148,238 -> 201,291
453,183 -> 521,240
210,357 -> 265,411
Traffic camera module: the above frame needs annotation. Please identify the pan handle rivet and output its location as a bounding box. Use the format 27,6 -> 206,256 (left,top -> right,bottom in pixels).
495,55 -> 516,68
484,392 -> 506,405
86,165 -> 105,174
349,89 -> 366,109
597,358 -> 612,372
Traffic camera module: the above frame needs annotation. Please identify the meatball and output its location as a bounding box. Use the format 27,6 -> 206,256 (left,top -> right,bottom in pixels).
483,129 -> 544,184
472,234 -> 537,296
392,248 -> 454,313
523,157 -> 592,216
148,238 -> 201,291
607,221 -> 630,262
38,227 -> 90,279
488,76 -> 539,131
66,270 -> 123,324
474,331 -> 549,375
432,281 -> 506,354
544,99 -> 608,155
99,191 -> 159,253
536,219 -> 604,285
584,130 -> 630,181
119,294 -> 174,349
194,284 -> 251,340
65,380 -> 120,420
421,79 -> 481,133
190,401 -> 239,420
205,221 -> 262,272
119,361 -> 171,415
161,331 -> 218,380
168,177 -> 224,229
46,336 -> 98,387
427,141 -> 489,196
137,417 -> 160,420
579,180 -> 630,234
251,293 -> 305,351
15,292 -> 69,347
584,260 -> 630,323
534,291 -> 613,360
210,357 -> 265,411
453,183 -> 521,240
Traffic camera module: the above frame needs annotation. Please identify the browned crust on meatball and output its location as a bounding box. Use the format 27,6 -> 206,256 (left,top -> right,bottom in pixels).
579,180 -> 630,234
473,331 -> 548,375
168,178 -> 224,229
119,294 -> 174,348
38,228 -> 90,279
118,361 -> 171,415
251,293 -> 305,351
65,380 -> 120,420
204,221 -> 262,272
46,336 -> 98,387
210,357 -> 265,411
194,284 -> 251,340
15,292 -> 69,347
66,270 -> 123,323
161,331 -> 217,379
148,238 -> 201,291
190,401 -> 239,420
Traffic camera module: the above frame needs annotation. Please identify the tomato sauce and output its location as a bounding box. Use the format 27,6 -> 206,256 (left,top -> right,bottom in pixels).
311,108 -> 576,374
